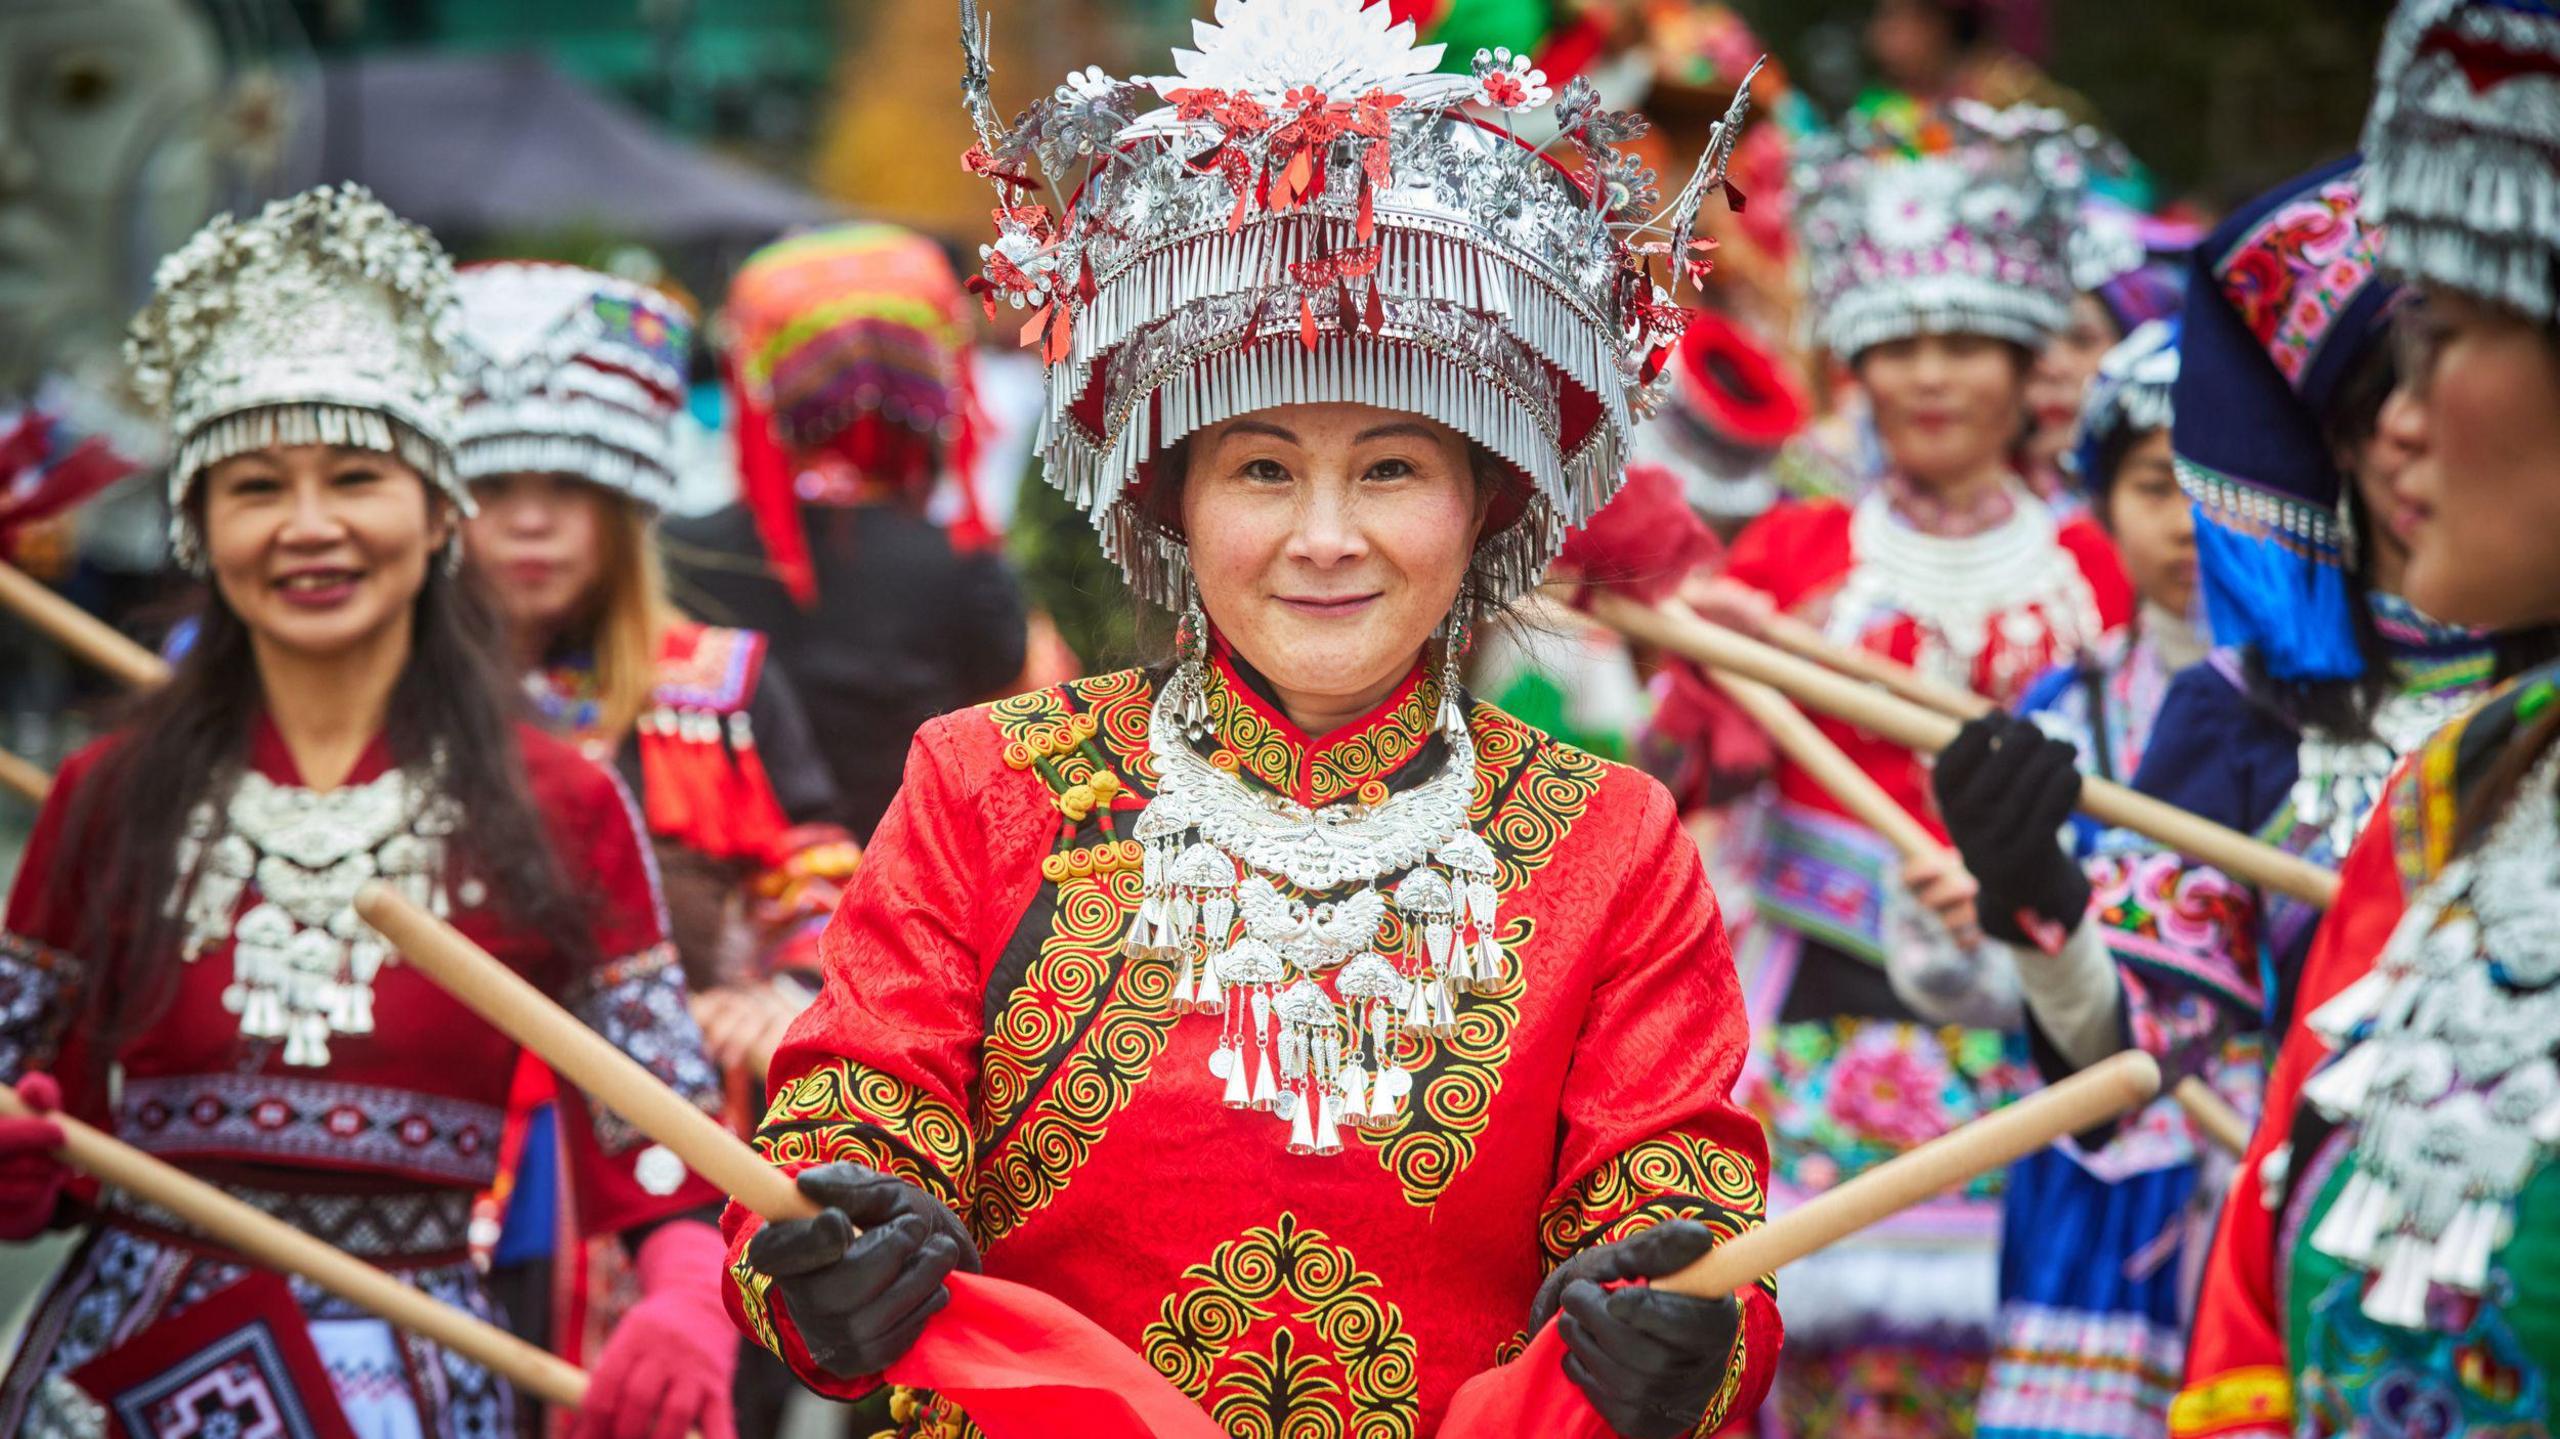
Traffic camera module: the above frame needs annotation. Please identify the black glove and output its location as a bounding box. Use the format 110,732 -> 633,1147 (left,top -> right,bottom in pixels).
743,1162 -> 980,1380
1932,713 -> 2091,950
1529,1221 -> 1743,1439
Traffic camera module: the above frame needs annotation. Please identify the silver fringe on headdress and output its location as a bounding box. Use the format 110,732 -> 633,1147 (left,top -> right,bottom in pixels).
126,184 -> 467,571
452,262 -> 695,513
1792,102 -> 2104,361
959,0 -> 1758,609
2363,0 -> 2560,325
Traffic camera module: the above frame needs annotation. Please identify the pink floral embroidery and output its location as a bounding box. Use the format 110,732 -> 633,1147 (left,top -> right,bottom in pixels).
1825,1032 -> 1956,1148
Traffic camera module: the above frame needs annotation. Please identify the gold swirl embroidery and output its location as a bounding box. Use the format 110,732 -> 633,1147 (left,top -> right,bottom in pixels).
1307,674 -> 1439,803
1356,705 -> 1607,1206
1201,661 -> 1437,804
975,865 -> 1178,1243
969,674 -> 1175,1244
753,1060 -> 974,1218
1205,672 -> 1305,797
1537,1132 -> 1776,1301
729,1253 -> 781,1356
1142,1214 -> 1420,1439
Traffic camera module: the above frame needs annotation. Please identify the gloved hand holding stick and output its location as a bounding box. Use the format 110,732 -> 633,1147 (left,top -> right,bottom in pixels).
1582,591 -> 2338,907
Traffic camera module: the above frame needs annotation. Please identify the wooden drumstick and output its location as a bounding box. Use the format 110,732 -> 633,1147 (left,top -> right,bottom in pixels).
0,1086 -> 591,1408
1762,612 -> 1994,721
1715,671 -> 1946,863
1586,592 -> 2340,908
0,559 -> 169,690
2171,1077 -> 2252,1156
1659,1050 -> 2162,1297
0,743 -> 49,804
354,882 -> 818,1223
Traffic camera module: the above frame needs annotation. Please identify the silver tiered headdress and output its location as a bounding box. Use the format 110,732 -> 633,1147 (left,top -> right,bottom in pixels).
2363,0 -> 2560,325
126,184 -> 469,569
1792,102 -> 2096,361
959,0 -> 1758,608
452,262 -> 696,513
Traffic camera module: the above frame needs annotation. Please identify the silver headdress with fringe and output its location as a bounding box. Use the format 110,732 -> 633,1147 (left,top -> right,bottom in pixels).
2363,0 -> 2560,325
1792,102 -> 2099,361
452,262 -> 695,513
2071,317 -> 2179,489
126,184 -> 466,570
959,0 -> 1758,609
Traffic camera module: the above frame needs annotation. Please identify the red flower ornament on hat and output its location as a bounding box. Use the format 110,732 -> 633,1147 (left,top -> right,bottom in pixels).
957,0 -> 1761,609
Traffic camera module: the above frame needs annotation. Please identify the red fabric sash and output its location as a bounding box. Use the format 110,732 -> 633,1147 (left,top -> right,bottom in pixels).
888,1276 -> 1600,1439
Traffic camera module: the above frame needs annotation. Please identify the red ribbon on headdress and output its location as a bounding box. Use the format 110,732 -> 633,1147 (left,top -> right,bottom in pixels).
726,356 -> 819,609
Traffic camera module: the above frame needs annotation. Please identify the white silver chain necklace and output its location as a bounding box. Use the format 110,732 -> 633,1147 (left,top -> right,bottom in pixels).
1126,673 -> 1500,1156
2291,685 -> 2482,859
173,760 -> 471,1068
2302,749 -> 2560,1328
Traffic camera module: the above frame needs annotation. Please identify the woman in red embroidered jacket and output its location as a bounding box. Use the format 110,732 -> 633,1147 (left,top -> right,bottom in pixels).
721,7 -> 1780,1437
0,188 -> 734,1439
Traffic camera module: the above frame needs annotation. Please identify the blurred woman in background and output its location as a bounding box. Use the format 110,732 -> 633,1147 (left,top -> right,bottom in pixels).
666,225 -> 1026,840
449,262 -> 856,1428
1686,103 -> 2131,1439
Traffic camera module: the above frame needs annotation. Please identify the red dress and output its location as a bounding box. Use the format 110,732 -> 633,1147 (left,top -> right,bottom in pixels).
721,654 -> 1782,1436
0,718 -> 724,1439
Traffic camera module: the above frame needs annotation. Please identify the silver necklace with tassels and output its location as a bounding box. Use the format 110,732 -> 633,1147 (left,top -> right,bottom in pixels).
1124,615 -> 1499,1156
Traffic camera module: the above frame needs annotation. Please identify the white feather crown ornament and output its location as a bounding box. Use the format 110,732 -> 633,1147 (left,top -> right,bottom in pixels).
958,0 -> 1761,608
126,184 -> 469,571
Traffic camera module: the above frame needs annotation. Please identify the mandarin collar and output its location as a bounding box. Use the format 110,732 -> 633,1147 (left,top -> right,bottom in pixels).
2370,590 -> 2497,696
247,710 -> 400,789
1198,642 -> 1442,807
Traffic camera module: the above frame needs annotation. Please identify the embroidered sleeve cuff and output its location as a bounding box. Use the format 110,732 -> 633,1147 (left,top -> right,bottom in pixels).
567,943 -> 725,1152
2089,851 -> 2265,1015
1538,1134 -> 1777,1302
754,1060 -> 976,1221
0,929 -> 83,1081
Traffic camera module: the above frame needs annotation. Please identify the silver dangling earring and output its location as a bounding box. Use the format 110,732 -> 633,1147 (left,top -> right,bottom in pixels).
1174,594 -> 1213,739
1436,578 -> 1474,733
2335,490 -> 2362,574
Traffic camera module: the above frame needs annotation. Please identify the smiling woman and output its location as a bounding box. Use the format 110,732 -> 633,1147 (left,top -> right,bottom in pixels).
715,3 -> 1784,1436
1174,404 -> 1489,735
0,187 -> 736,1439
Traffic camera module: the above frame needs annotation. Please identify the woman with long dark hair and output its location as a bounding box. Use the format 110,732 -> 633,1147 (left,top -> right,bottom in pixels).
0,187 -> 736,1439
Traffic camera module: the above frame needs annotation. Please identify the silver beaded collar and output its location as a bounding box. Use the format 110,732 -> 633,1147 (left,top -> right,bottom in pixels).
173,761 -> 470,1068
1125,674 -> 1499,1155
2302,749 -> 2560,1329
